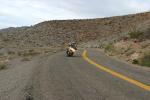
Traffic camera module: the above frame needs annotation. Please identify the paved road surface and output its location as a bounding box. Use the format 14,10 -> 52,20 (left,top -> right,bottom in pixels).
0,49 -> 150,100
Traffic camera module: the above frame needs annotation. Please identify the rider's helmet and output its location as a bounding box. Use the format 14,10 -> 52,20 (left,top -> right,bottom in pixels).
69,41 -> 77,50
71,42 -> 76,45
69,42 -> 76,46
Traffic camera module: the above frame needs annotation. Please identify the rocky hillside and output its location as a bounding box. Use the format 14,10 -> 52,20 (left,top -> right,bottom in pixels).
0,11 -> 150,49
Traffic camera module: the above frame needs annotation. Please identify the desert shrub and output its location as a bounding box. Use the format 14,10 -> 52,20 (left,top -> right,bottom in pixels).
21,57 -> 31,61
23,52 -> 40,57
0,53 -> 3,56
3,38 -> 9,42
104,43 -> 115,52
132,59 -> 139,64
28,49 -> 34,53
18,52 -> 22,56
18,50 -> 40,57
8,51 -> 15,55
128,31 -> 143,39
0,64 -> 7,70
139,52 -> 150,67
125,48 -> 135,56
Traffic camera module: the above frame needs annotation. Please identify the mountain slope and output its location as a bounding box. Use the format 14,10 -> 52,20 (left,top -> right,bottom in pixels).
0,11 -> 150,48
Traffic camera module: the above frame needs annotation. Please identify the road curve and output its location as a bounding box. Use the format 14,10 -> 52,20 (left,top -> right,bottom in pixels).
30,49 -> 150,100
83,50 -> 150,91
0,49 -> 150,100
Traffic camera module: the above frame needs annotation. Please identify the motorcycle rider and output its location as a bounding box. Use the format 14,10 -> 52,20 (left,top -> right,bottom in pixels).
66,42 -> 77,56
68,42 -> 77,50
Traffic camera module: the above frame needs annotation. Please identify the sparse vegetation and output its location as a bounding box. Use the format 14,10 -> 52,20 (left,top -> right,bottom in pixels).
0,64 -> 7,70
132,59 -> 139,64
125,47 -> 135,56
1,12 -> 150,48
128,31 -> 143,39
29,49 -> 34,53
104,43 -> 115,52
18,50 -> 40,57
21,57 -> 31,61
139,52 -> 150,67
0,53 -> 3,56
2,38 -> 9,42
8,51 -> 15,55
44,50 -> 51,53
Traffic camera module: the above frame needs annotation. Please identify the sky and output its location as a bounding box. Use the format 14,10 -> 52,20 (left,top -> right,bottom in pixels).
0,0 -> 150,29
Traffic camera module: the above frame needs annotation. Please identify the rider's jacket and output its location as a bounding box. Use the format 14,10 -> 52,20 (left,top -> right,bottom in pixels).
69,44 -> 77,50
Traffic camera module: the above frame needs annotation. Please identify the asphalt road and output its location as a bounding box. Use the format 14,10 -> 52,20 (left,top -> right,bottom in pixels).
0,49 -> 150,100
31,49 -> 150,100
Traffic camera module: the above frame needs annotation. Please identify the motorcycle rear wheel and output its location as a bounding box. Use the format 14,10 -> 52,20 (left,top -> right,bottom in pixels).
66,51 -> 74,57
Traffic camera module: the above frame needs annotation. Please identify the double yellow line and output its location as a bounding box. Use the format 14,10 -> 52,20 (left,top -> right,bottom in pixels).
82,50 -> 150,91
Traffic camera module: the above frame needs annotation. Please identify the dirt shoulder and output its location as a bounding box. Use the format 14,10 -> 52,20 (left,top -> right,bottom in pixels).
0,47 -> 61,100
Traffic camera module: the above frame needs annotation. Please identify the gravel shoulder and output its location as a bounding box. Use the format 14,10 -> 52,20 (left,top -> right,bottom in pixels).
0,49 -> 58,100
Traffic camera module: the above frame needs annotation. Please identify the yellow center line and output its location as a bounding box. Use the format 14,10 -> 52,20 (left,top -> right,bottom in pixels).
82,50 -> 150,91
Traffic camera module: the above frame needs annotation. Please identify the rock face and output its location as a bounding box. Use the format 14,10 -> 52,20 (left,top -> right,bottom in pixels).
0,11 -> 150,48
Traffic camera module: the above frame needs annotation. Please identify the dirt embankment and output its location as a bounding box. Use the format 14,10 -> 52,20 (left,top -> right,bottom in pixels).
103,30 -> 150,67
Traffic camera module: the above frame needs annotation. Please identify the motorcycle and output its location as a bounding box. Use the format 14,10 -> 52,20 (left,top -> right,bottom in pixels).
66,47 -> 76,57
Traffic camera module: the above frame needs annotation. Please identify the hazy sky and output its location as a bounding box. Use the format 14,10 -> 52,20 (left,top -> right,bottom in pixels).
0,0 -> 150,29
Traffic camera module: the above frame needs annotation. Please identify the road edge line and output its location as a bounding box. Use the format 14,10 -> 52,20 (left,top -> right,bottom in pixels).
82,50 -> 150,91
